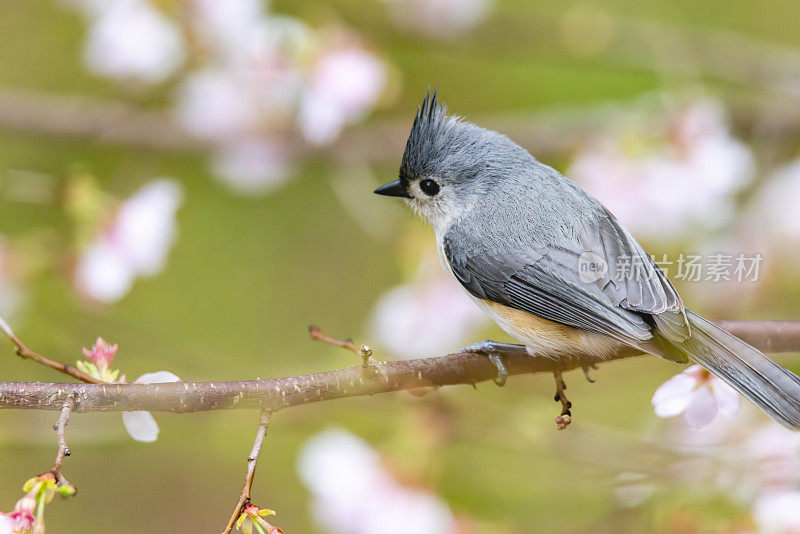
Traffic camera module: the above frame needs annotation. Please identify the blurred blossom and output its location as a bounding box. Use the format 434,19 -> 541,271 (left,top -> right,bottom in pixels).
186,0 -> 265,60
0,239 -> 22,320
299,44 -> 387,145
69,0 -> 389,195
122,371 -> 181,442
383,0 -> 493,38
78,0 -> 185,83
744,157 -> 800,257
298,429 -> 457,534
370,258 -> 487,359
74,179 -> 183,303
613,471 -> 655,508
211,138 -> 294,194
570,99 -> 754,241
742,423 -> 800,494
752,491 -> 800,533
651,364 -> 739,429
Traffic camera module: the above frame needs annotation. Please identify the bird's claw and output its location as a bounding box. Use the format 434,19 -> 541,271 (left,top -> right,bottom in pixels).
487,353 -> 507,387
553,371 -> 573,430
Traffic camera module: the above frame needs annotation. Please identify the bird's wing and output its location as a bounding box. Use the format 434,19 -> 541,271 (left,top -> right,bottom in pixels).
444,206 -> 687,344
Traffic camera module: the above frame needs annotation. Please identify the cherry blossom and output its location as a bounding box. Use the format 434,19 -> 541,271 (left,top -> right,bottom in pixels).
298,429 -> 457,534
752,491 -> 800,533
370,258 -> 488,359
74,179 -> 183,303
3,491 -> 38,534
652,364 -> 740,429
77,0 -> 185,83
121,371 -> 182,443
236,504 -> 283,534
569,98 -> 754,241
81,337 -> 118,369
299,44 -> 387,146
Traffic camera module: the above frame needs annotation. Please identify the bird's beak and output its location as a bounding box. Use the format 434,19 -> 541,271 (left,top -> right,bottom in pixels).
373,180 -> 410,198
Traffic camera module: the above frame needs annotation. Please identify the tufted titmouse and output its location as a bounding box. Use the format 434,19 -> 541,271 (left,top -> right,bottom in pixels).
375,90 -> 800,429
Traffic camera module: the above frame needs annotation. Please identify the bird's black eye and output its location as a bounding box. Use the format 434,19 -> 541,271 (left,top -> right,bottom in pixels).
419,179 -> 440,196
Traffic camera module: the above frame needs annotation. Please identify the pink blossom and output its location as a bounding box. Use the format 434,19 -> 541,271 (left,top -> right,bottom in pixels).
7,509 -> 35,533
74,179 -> 183,303
652,364 -> 740,429
81,337 -> 118,368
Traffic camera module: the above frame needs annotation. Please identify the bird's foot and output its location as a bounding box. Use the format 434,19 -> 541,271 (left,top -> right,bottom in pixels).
460,339 -> 518,354
553,370 -> 572,430
460,340 -> 515,387
487,353 -> 508,387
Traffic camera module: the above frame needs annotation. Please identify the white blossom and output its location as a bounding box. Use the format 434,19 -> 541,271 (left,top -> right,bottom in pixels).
370,258 -> 487,359
744,157 -> 800,259
569,99 -> 754,241
752,491 -> 800,533
298,429 -> 457,534
299,45 -> 387,145
81,0 -> 184,83
74,179 -> 183,303
652,364 -> 740,429
122,371 -> 181,442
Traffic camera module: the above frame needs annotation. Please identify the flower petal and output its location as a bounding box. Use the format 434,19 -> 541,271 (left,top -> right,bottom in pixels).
135,371 -> 181,384
122,411 -> 160,442
652,373 -> 697,417
710,377 -> 740,419
683,386 -> 718,429
0,513 -> 13,534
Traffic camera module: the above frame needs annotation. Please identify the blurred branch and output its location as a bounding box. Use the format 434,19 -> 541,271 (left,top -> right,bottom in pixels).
0,315 -> 103,384
222,410 -> 271,534
2,88 -> 800,163
0,320 -> 797,413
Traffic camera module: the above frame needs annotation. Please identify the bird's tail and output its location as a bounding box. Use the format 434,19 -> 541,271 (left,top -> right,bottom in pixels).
656,310 -> 800,429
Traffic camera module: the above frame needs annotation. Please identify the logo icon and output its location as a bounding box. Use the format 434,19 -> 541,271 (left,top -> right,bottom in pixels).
578,252 -> 608,283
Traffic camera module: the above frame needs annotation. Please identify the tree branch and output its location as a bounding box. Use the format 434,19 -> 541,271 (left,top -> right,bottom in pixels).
51,395 -> 76,486
0,316 -> 102,384
222,410 -> 272,534
0,320 -> 797,414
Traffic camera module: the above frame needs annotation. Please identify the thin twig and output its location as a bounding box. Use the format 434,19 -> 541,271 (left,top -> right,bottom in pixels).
0,315 -> 102,384
309,325 -> 359,354
52,395 -> 76,485
222,410 -> 272,534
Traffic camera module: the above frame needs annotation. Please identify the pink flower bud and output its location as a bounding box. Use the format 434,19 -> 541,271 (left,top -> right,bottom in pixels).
81,337 -> 118,368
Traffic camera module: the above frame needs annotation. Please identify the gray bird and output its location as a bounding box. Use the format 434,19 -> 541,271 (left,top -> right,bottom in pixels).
375,90 -> 800,429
